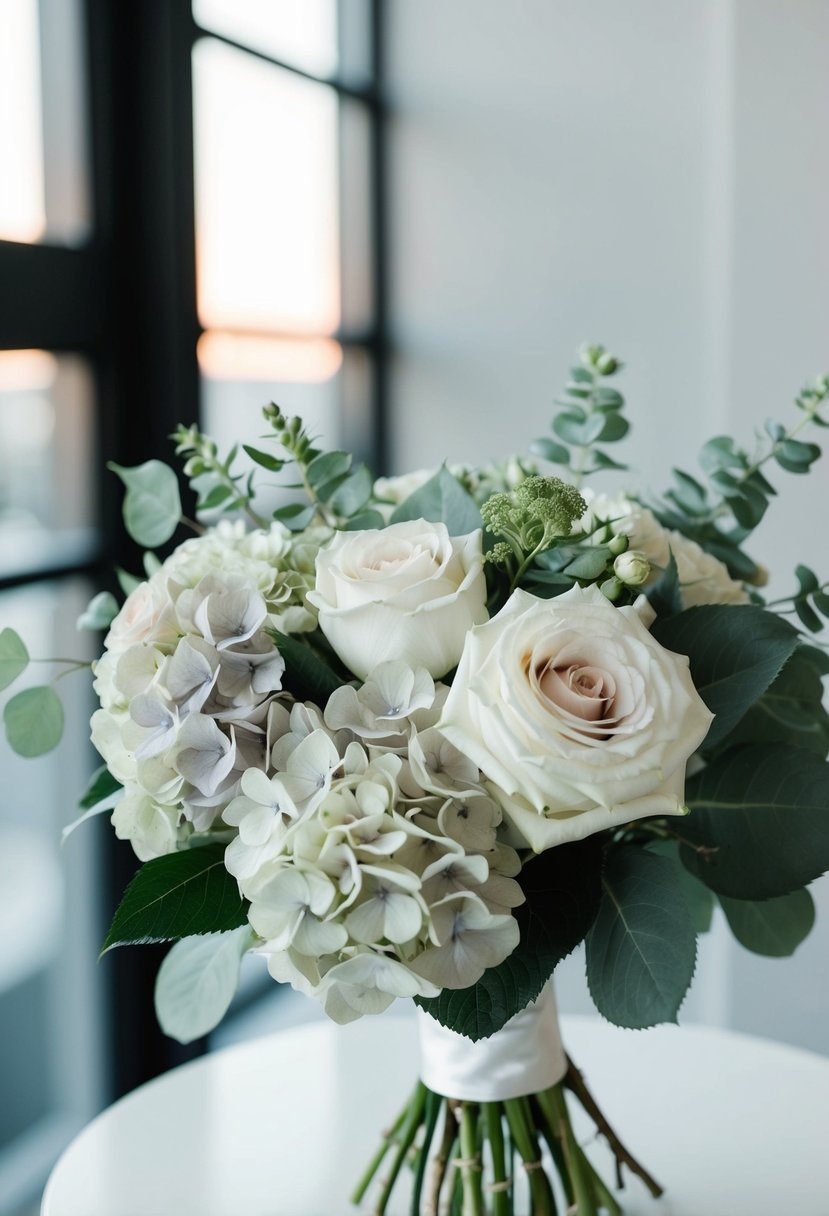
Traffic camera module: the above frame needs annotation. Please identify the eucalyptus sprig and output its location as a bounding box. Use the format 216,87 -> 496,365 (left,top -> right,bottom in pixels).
767,564 -> 829,634
173,423 -> 268,529
531,343 -> 629,486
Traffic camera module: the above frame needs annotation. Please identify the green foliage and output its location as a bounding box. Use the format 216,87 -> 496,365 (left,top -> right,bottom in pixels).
531,344 -> 629,485
645,838 -> 714,933
154,926 -> 251,1044
644,551 -> 682,619
109,460 -> 183,548
271,631 -> 345,704
651,605 -> 800,749
416,836 -> 603,1040
681,744 -> 829,899
0,628 -> 29,691
79,765 -> 123,810
102,843 -> 248,952
77,591 -> 119,632
390,465 -> 483,536
719,889 -> 815,958
4,686 -> 64,757
482,476 -> 586,565
585,848 -> 697,1029
720,650 -> 829,758
774,564 -> 829,635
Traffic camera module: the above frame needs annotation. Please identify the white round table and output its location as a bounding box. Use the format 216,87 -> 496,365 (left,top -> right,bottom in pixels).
42,1014 -> 829,1216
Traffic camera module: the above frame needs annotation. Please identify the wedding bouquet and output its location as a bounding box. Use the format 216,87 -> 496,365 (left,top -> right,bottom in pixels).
4,344 -> 829,1215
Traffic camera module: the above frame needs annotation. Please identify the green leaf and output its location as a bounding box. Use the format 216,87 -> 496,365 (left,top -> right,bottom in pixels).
669,469 -> 708,514
108,460 -> 182,548
416,836 -> 603,1040
813,591 -> 829,619
563,547 -> 610,580
242,445 -> 285,473
651,605 -> 800,749
585,848 -> 696,1029
645,551 -> 682,619
77,591 -> 119,632
795,598 -> 824,634
79,764 -> 123,810
102,843 -> 248,951
530,437 -> 570,465
645,839 -> 714,934
595,413 -> 629,443
116,567 -> 142,597
699,436 -> 744,474
329,463 -> 373,516
344,509 -> 386,531
198,483 -> 233,510
390,465 -> 483,536
719,889 -> 815,958
306,450 -> 352,490
587,450 -> 627,472
727,483 -> 768,530
553,412 -> 605,447
594,387 -> 624,408
681,744 -> 829,899
0,628 -> 29,691
775,439 -> 821,472
272,502 -> 317,531
272,631 -> 344,704
795,565 -> 819,595
154,927 -> 251,1044
4,686 -> 64,757
721,653 -> 829,757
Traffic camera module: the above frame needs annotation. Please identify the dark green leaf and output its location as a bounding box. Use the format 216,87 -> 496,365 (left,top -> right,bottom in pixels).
344,509 -> 386,531
795,565 -> 819,595
416,836 -> 603,1040
530,437 -> 570,465
775,439 -> 821,473
4,686 -> 64,756
813,591 -> 829,619
681,744 -> 829,899
79,765 -> 123,810
595,413 -> 629,443
242,445 -> 285,473
594,387 -> 624,408
587,450 -> 627,472
272,631 -> 344,704
109,460 -> 182,547
390,466 -> 482,536
645,839 -> 714,934
272,502 -> 317,531
721,653 -> 829,757
645,551 -> 682,619
0,628 -> 29,691
198,484 -> 233,510
563,547 -> 610,580
670,469 -> 708,514
727,483 -> 768,530
586,848 -> 696,1028
102,843 -> 248,951
719,889 -> 815,958
651,605 -> 800,748
795,599 -> 823,633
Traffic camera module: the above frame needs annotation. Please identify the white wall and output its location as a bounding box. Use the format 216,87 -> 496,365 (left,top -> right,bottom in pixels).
387,0 -> 829,1052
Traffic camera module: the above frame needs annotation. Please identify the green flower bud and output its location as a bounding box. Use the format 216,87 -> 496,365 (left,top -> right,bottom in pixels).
597,353 -> 619,375
607,533 -> 629,557
599,575 -> 623,602
613,550 -> 650,587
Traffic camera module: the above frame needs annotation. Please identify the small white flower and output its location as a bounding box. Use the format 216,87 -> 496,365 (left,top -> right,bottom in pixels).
175,714 -> 237,797
411,894 -> 520,989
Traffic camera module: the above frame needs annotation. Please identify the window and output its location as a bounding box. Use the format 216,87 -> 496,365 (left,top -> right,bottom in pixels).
0,2 -> 387,1206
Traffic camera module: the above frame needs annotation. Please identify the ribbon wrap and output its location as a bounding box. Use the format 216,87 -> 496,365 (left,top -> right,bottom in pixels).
416,983 -> 567,1102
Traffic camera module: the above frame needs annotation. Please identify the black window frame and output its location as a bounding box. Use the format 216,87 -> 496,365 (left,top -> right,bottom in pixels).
0,0 -> 389,1100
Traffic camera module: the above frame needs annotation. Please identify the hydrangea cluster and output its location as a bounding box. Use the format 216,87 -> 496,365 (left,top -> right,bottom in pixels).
89,521 -> 329,860
224,660 -> 524,1024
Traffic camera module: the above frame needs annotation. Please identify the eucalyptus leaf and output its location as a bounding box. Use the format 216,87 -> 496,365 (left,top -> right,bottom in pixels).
416,836 -> 603,1040
681,744 -> 829,899
329,463 -> 373,516
242,445 -> 285,472
345,509 -> 386,531
563,547 -> 611,580
154,927 -> 251,1044
651,605 -> 800,748
116,567 -> 142,597
586,847 -> 697,1029
719,889 -> 815,958
102,843 -> 248,951
4,686 -> 64,757
79,765 -> 123,810
77,591 -> 119,632
307,450 -> 352,489
390,465 -> 482,536
108,460 -> 182,548
530,437 -> 570,465
0,628 -> 29,691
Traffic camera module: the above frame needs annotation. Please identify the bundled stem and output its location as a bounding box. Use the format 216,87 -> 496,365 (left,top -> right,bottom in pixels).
355,1058 -> 661,1216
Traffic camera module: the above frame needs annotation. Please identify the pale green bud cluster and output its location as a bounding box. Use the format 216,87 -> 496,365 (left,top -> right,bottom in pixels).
482,476 -> 587,570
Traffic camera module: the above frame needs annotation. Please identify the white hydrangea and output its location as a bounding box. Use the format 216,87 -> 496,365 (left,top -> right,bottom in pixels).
228,661 -> 523,1024
580,491 -> 749,608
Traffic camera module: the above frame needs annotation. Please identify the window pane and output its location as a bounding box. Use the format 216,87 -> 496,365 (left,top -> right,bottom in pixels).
193,0 -> 338,79
0,581 -> 105,1211
198,332 -> 344,515
0,0 -> 90,246
0,352 -> 97,579
340,101 -> 374,332
193,38 -> 340,334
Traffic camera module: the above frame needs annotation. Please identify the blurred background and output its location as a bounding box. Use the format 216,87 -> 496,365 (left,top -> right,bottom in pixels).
0,1 -> 827,1212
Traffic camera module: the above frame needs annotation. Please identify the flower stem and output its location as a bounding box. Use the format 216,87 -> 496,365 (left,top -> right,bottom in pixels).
410,1090 -> 441,1216
350,1097 -> 411,1206
542,1086 -> 597,1215
426,1099 -> 459,1216
483,1103 -> 511,1216
459,1103 -> 484,1216
503,1098 -> 555,1216
371,1082 -> 428,1216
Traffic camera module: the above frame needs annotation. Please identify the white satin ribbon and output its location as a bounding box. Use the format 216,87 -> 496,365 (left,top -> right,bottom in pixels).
416,983 -> 567,1102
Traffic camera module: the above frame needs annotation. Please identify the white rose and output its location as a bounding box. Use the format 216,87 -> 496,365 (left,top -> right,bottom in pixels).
307,520 -> 488,680
439,584 -> 714,852
105,574 -> 177,655
581,493 -> 748,607
373,469 -> 435,504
